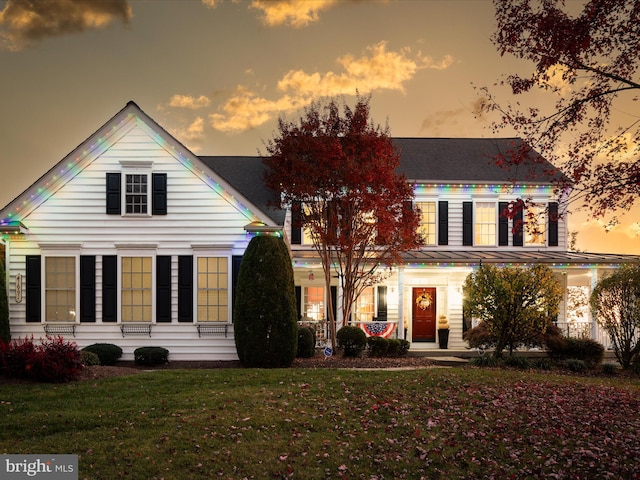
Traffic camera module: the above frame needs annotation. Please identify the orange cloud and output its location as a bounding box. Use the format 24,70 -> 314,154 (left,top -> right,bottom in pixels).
209,42 -> 454,132
0,0 -> 131,51
250,0 -> 337,28
169,95 -> 211,109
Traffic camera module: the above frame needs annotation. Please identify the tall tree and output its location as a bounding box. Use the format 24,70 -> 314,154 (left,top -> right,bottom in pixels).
590,264 -> 640,369
480,0 -> 640,223
463,264 -> 562,358
263,96 -> 422,349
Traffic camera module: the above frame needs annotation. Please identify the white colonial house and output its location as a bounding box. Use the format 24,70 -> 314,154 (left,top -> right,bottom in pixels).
1,102 -> 637,360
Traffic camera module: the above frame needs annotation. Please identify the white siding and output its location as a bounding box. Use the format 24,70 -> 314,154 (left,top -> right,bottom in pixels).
5,119 -> 255,361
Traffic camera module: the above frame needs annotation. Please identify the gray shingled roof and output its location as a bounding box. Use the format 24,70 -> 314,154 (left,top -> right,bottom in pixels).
199,156 -> 286,225
200,138 -> 564,227
393,137 -> 564,184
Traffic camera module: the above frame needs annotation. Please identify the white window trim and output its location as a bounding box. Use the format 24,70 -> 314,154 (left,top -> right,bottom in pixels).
116,245 -> 157,324
119,160 -> 153,217
192,246 -> 232,324
415,199 -> 438,246
524,200 -> 548,247
473,200 -> 498,247
40,245 -> 81,324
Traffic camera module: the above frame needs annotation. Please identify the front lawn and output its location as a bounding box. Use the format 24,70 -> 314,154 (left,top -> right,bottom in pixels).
1,367 -> 639,479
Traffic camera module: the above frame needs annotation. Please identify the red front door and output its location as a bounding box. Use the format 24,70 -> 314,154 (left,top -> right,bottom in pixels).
412,287 -> 436,342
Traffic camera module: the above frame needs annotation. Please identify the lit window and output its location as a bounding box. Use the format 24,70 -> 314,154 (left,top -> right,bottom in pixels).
525,203 -> 546,246
197,257 -> 229,322
125,174 -> 148,214
416,201 -> 437,245
354,287 -> 375,322
121,257 -> 152,322
45,257 -> 76,322
475,202 -> 496,246
303,287 -> 324,320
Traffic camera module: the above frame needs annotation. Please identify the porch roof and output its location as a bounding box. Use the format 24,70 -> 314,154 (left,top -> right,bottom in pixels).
400,250 -> 640,266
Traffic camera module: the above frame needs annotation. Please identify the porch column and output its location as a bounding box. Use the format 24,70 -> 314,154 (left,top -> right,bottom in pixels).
590,267 -> 598,340
397,266 -> 405,340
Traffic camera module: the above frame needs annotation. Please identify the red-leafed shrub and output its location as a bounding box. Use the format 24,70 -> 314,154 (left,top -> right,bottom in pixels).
0,335 -> 82,383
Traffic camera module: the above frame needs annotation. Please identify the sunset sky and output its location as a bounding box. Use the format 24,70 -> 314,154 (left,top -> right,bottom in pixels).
1,0 -> 638,254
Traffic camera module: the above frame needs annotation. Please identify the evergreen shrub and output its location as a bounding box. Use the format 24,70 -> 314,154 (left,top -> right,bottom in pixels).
367,336 -> 389,357
548,337 -> 604,367
81,350 -> 101,366
0,259 -> 9,344
398,339 -> 411,356
297,327 -> 316,358
234,235 -> 298,368
134,346 -> 169,365
336,325 -> 367,357
503,355 -> 531,370
82,343 -> 123,365
567,358 -> 588,372
386,338 -> 402,357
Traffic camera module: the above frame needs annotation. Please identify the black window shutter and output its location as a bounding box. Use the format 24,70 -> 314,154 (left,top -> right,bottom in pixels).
106,173 -> 121,215
291,201 -> 302,245
156,256 -> 172,322
462,202 -> 473,246
102,255 -> 117,322
26,255 -> 41,323
513,208 -> 524,247
295,286 -> 302,321
232,255 -> 243,318
152,173 -> 167,215
80,256 -> 96,323
498,201 -> 509,246
178,256 -> 193,322
438,201 -> 448,245
548,202 -> 559,246
330,286 -> 338,323
377,286 -> 388,321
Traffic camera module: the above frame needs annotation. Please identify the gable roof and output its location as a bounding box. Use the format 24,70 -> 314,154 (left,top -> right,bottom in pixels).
393,137 -> 565,184
0,102 -> 274,227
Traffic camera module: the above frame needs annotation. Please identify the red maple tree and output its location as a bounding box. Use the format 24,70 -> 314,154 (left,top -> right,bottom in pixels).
263,96 -> 422,348
479,0 -> 640,225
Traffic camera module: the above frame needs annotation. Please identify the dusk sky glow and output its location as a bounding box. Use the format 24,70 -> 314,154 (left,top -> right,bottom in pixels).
1,0 -> 638,254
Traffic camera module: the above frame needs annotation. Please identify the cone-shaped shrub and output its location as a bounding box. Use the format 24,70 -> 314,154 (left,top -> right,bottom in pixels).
234,235 -> 298,367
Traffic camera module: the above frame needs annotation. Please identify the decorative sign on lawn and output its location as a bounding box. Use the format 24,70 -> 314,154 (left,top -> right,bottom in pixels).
324,346 -> 333,358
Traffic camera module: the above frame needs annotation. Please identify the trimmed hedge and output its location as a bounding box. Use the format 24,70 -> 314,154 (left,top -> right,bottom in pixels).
337,326 -> 367,357
297,326 -> 316,358
548,337 -> 604,367
134,346 -> 169,366
82,343 -> 123,366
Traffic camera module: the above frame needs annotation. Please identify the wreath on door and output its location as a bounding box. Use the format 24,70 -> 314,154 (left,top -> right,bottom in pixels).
416,291 -> 432,310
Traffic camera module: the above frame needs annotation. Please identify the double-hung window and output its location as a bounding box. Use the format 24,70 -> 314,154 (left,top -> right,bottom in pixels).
197,257 -> 229,322
475,202 -> 497,246
125,174 -> 148,214
121,256 -> 153,322
416,201 -> 437,246
525,203 -> 546,246
303,287 -> 325,320
45,257 -> 77,322
354,287 -> 375,322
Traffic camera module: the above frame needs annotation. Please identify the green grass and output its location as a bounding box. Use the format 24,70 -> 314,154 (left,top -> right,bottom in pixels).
1,368 -> 639,479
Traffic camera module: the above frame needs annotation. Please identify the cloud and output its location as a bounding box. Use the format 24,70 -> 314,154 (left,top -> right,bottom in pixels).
169,95 -> 211,110
0,0 -> 132,51
250,0 -> 337,28
208,42 -> 454,132
169,117 -> 206,151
